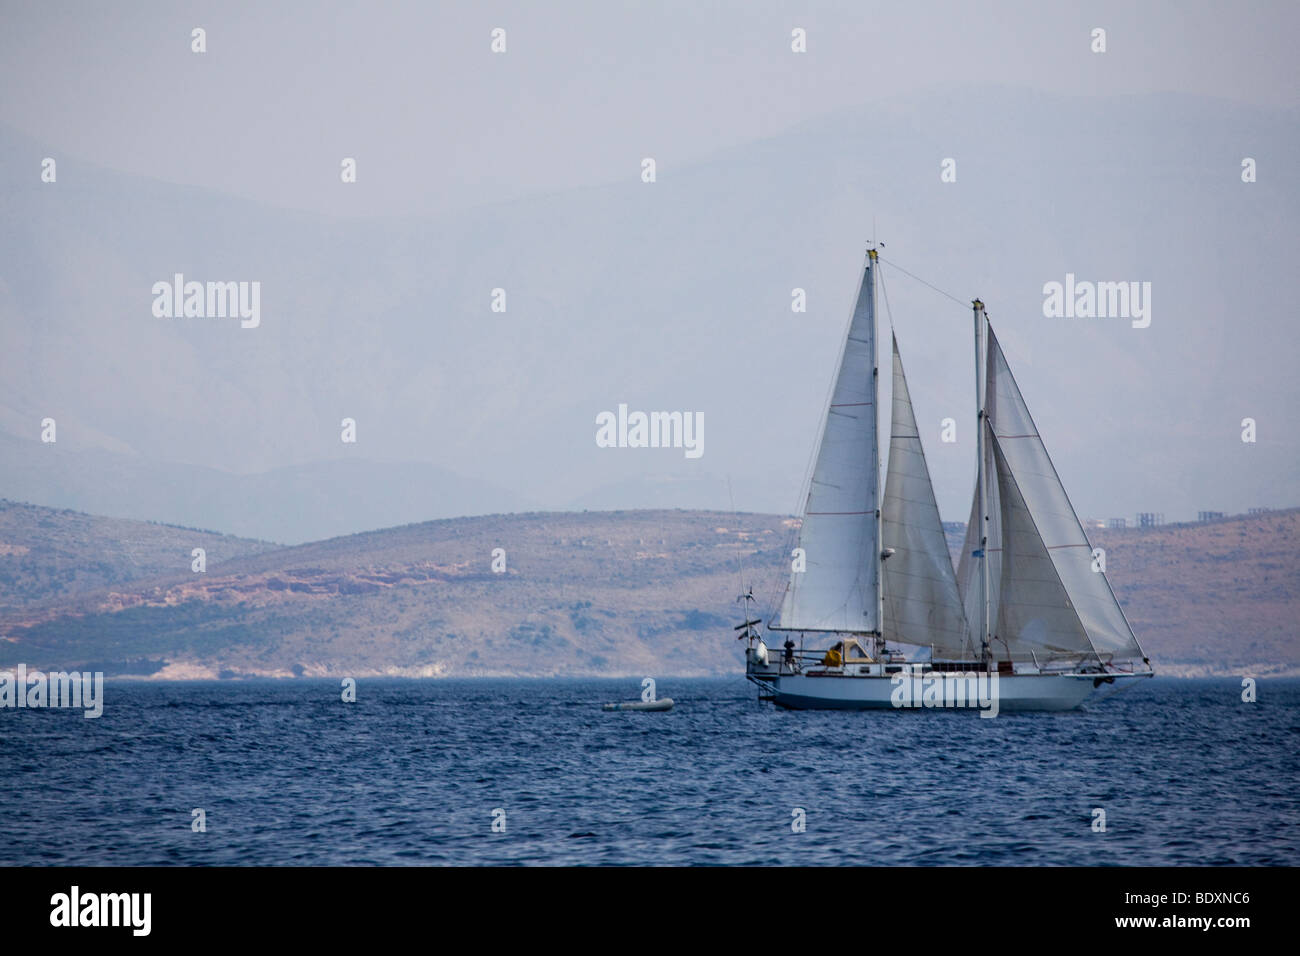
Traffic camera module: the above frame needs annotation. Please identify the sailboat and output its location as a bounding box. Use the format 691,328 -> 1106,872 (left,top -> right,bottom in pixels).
741,247 -> 1153,712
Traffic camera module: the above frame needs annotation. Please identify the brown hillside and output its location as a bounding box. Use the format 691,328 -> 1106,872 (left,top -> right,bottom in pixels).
0,505 -> 1295,678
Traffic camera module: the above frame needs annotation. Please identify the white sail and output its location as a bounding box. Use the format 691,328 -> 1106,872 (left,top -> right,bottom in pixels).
956,418 -> 1004,659
973,327 -> 1145,663
881,335 -> 972,657
775,256 -> 881,633
990,432 -> 1097,658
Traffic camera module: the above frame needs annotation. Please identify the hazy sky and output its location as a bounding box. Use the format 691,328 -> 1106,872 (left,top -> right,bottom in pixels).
2,0 -> 1296,219
2,1 -> 1297,540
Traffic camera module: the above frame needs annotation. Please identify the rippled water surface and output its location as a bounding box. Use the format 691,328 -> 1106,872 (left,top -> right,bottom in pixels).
2,677 -> 1296,865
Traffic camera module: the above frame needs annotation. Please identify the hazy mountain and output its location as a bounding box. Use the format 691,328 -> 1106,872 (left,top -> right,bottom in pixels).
0,432 -> 536,544
2,87 -> 1297,542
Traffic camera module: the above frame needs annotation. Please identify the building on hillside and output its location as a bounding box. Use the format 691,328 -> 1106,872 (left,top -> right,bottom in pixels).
1197,511 -> 1225,522
1136,512 -> 1164,528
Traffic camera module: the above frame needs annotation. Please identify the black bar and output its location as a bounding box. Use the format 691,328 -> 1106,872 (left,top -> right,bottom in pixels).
2,866 -> 1286,942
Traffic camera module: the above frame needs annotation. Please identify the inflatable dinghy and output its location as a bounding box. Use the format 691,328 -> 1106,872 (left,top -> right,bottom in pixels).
602,698 -> 674,712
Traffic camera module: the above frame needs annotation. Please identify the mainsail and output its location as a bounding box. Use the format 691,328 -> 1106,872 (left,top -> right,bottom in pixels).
775,255 -> 881,633
881,335 -> 972,657
959,325 -> 1146,663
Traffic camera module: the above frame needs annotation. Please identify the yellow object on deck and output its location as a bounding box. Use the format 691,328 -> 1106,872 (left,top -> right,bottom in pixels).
821,647 -> 842,667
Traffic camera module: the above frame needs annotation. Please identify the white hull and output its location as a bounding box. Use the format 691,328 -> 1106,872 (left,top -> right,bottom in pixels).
754,671 -> 1095,712
744,648 -> 1145,713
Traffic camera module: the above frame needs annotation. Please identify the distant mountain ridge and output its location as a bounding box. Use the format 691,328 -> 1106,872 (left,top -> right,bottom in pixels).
0,433 -> 537,544
1,501 -> 1295,679
3,87 -> 1297,539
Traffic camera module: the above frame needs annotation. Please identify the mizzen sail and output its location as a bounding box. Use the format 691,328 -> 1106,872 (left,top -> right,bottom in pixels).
960,326 -> 1146,663
956,427 -> 1002,659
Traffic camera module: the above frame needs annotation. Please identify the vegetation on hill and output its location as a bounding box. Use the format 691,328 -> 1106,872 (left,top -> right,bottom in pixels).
0,503 -> 1294,678
0,499 -> 276,610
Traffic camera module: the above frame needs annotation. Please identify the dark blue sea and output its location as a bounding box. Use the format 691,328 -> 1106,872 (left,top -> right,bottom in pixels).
2,677 -> 1296,866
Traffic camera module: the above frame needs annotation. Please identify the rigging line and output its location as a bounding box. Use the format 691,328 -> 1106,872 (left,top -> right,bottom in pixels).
878,261 -> 896,333
877,256 -> 969,308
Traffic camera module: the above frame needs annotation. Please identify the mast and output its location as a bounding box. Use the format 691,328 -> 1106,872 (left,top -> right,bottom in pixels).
973,298 -> 991,667
869,247 -> 883,654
